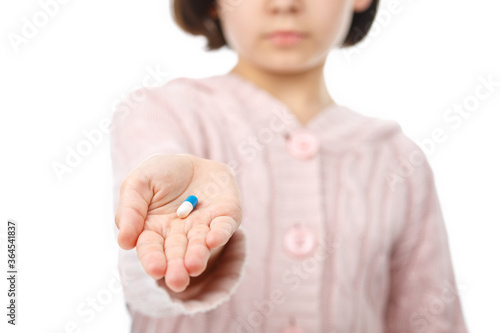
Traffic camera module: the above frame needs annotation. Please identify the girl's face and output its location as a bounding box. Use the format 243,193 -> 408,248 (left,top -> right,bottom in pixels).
216,0 -> 371,73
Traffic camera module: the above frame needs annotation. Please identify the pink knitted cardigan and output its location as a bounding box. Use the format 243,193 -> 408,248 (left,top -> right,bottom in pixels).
109,72 -> 469,332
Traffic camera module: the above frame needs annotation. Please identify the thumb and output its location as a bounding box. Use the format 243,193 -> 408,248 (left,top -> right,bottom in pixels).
115,171 -> 153,250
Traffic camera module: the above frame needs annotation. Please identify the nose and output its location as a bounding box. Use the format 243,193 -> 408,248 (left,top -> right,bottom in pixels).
267,0 -> 302,15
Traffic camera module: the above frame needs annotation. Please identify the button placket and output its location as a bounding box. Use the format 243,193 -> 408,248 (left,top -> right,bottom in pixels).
263,131 -> 324,333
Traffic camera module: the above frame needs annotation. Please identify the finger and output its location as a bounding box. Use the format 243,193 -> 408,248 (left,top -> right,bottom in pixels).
115,173 -> 153,250
206,216 -> 238,249
164,223 -> 190,292
184,224 -> 211,277
136,230 -> 166,280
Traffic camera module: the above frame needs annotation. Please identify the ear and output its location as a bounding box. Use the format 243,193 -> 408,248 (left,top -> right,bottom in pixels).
353,0 -> 373,13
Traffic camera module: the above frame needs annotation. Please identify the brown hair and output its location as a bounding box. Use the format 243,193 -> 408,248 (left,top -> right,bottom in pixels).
172,0 -> 379,51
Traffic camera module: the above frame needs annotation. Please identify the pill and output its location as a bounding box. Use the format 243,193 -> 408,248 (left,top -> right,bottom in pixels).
176,195 -> 198,218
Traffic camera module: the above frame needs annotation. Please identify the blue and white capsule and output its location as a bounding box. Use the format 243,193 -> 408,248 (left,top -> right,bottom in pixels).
176,195 -> 198,218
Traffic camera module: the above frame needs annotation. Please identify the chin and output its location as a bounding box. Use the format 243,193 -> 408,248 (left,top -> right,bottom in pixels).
256,54 -> 320,74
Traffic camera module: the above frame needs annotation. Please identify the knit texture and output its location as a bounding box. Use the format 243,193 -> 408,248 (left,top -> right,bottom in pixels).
109,72 -> 468,332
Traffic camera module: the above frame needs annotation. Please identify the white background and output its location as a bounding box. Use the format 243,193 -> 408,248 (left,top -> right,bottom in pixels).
1,0 -> 499,332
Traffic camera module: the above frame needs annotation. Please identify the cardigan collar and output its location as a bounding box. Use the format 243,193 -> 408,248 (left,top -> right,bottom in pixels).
204,72 -> 401,154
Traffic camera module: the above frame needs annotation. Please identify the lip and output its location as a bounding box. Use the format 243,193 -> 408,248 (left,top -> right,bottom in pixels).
266,30 -> 306,47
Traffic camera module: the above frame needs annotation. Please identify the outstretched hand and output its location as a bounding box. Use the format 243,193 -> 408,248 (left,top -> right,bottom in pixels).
115,153 -> 243,292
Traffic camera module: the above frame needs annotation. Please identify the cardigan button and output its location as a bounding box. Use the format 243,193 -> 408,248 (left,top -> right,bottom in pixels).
286,130 -> 319,159
281,326 -> 306,333
283,224 -> 317,259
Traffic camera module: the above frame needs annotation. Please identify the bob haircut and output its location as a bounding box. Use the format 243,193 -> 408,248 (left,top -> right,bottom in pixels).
172,0 -> 379,51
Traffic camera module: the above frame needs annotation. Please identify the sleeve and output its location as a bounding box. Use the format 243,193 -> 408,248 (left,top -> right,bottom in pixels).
384,136 -> 468,332
109,83 -> 248,318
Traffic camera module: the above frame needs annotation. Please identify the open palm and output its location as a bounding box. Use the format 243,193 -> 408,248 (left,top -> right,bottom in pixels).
115,153 -> 242,292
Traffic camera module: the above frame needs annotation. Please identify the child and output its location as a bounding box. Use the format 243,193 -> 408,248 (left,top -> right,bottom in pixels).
110,0 -> 469,332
